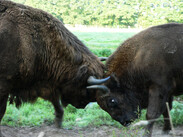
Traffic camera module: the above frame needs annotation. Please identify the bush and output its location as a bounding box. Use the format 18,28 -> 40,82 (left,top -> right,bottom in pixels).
171,101 -> 183,126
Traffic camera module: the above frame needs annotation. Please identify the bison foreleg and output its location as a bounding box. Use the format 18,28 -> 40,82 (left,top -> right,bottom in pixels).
51,99 -> 64,128
143,84 -> 168,137
0,94 -> 8,137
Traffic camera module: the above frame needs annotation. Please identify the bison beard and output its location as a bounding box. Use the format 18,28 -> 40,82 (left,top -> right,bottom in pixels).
87,23 -> 183,137
0,0 -> 104,135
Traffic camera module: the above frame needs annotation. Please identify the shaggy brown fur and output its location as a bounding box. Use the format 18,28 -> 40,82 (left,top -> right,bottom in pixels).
0,0 -> 104,134
96,23 -> 183,137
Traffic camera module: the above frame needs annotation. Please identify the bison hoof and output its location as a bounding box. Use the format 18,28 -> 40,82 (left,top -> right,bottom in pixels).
54,117 -> 62,128
162,129 -> 170,135
162,126 -> 171,135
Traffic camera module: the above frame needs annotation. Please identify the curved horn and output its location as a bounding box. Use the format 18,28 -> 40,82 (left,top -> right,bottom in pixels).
87,76 -> 110,85
99,57 -> 108,61
87,85 -> 110,93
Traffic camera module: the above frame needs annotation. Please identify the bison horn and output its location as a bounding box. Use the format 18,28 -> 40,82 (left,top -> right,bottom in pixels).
87,76 -> 110,85
87,85 -> 110,93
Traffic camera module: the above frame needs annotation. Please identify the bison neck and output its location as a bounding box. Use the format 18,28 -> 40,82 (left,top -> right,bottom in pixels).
119,70 -> 150,109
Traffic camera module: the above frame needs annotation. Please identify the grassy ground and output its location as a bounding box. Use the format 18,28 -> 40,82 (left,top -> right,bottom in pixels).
73,31 -> 136,57
73,31 -> 136,50
2,31 -> 183,129
2,99 -> 183,129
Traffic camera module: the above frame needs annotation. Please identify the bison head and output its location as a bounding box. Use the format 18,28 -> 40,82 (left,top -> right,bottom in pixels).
87,75 -> 141,126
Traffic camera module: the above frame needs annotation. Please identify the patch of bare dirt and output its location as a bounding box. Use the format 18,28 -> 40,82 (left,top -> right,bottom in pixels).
1,125 -> 183,137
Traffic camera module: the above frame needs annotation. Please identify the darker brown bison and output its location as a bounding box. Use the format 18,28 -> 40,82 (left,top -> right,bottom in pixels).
88,23 -> 183,137
0,0 -> 105,135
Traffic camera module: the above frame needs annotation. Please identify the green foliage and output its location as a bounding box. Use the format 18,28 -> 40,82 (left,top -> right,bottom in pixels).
175,95 -> 183,101
170,101 -> 183,126
136,0 -> 183,27
11,0 -> 183,28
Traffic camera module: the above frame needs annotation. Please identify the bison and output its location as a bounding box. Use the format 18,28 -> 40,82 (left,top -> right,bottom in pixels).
0,0 -> 105,135
88,23 -> 183,137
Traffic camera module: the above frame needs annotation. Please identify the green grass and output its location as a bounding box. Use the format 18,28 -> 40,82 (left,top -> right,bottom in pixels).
2,99 -> 183,128
63,103 -> 122,129
2,99 -> 54,127
2,99 -> 122,128
73,31 -> 136,57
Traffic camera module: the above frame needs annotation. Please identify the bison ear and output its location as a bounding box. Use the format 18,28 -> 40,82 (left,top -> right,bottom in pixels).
110,73 -> 120,88
75,65 -> 88,81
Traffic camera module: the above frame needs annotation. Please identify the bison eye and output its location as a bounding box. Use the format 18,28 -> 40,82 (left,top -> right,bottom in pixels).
108,98 -> 118,108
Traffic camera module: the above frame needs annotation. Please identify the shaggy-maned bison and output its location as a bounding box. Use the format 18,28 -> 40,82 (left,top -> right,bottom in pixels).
0,0 -> 105,135
88,23 -> 183,137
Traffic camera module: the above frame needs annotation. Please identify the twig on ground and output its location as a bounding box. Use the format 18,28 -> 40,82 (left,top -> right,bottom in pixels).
166,102 -> 175,137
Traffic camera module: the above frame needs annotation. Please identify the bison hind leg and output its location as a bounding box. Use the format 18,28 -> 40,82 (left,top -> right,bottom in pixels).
54,115 -> 63,128
0,94 -> 8,137
162,96 -> 173,134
